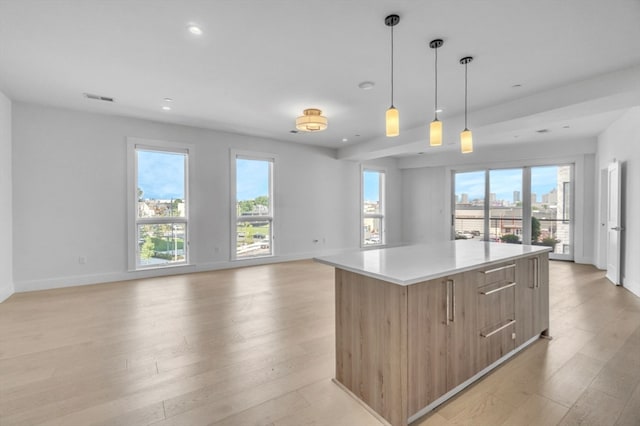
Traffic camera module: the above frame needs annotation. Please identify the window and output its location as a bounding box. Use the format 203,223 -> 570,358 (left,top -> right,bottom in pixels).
232,152 -> 274,259
453,164 -> 573,260
129,142 -> 189,269
362,168 -> 385,246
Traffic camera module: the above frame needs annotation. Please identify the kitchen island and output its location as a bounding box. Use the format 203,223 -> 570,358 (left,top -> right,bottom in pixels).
315,240 -> 551,426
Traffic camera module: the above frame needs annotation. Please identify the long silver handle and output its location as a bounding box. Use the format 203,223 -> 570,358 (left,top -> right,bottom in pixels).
534,256 -> 539,288
479,282 -> 516,295
482,264 -> 516,274
450,279 -> 456,323
445,280 -> 450,325
481,319 -> 516,338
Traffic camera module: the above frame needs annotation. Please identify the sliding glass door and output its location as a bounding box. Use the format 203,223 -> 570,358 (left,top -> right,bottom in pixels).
453,164 -> 573,260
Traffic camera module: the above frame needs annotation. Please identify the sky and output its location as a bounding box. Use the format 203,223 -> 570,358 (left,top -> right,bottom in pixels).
137,150 -> 185,200
455,166 -> 560,202
236,158 -> 269,201
138,153 -> 272,201
138,151 -> 559,204
363,170 -> 381,201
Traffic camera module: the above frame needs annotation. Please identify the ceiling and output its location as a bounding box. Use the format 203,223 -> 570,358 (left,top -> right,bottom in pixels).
1,0 -> 639,160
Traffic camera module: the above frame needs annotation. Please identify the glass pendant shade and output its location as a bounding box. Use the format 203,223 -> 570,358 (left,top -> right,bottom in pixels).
460,128 -> 473,153
386,107 -> 399,137
430,119 -> 442,146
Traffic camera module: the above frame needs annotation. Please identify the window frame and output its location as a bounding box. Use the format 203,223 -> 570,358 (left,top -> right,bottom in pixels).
230,150 -> 276,261
451,163 -> 574,261
127,138 -> 192,271
361,165 -> 386,248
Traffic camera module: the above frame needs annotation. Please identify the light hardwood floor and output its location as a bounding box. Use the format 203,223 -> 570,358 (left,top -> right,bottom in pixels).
1,260 -> 638,426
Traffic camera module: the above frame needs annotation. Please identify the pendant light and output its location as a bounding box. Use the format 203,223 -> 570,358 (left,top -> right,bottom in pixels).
460,56 -> 474,153
385,14 -> 400,137
429,39 -> 444,146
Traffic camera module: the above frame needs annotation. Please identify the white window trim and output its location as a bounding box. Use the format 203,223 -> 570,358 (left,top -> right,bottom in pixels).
230,149 -> 277,261
361,165 -> 386,248
127,137 -> 194,271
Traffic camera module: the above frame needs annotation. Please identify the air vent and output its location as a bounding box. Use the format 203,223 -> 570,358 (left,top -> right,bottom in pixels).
83,93 -> 114,102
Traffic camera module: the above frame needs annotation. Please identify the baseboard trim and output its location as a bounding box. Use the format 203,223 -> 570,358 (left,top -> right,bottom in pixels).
622,277 -> 640,298
0,285 -> 14,303
14,248 -> 350,293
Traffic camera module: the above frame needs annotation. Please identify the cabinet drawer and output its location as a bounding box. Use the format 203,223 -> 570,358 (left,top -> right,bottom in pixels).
477,280 -> 516,331
477,262 -> 515,286
478,319 -> 516,368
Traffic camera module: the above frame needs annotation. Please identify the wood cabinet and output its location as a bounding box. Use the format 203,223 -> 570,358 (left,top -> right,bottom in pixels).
331,250 -> 550,426
515,253 -> 550,346
407,271 -> 477,414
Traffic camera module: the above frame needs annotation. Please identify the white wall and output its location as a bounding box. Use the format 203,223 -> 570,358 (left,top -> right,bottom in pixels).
400,140 -> 597,265
401,167 -> 449,244
0,91 -> 14,302
12,103 -> 401,292
596,107 -> 640,297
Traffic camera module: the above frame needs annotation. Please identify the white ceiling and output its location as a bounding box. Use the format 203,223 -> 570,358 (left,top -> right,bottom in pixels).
1,0 -> 639,159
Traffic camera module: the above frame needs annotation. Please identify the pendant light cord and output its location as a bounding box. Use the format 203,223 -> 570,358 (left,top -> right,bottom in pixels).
434,45 -> 438,120
464,62 -> 468,129
390,24 -> 394,108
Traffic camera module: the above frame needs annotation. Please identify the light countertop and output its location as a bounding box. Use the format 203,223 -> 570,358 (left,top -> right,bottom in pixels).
314,240 -> 551,286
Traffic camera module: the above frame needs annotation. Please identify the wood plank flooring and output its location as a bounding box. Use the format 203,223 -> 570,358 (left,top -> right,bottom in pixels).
0,260 -> 638,426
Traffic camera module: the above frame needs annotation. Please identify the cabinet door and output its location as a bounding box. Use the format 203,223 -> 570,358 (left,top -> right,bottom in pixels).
407,278 -> 448,415
515,254 -> 550,346
407,272 -> 477,415
447,271 -> 478,389
534,254 -> 550,335
515,257 -> 534,346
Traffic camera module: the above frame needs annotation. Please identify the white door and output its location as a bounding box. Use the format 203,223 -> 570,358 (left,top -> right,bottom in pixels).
606,161 -> 622,285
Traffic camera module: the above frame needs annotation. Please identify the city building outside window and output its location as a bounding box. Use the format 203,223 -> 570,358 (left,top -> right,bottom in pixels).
362,167 -> 385,247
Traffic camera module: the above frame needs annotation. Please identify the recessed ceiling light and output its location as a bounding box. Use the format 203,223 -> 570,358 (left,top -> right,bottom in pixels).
342,138 -> 348,142
358,81 -> 375,90
187,24 -> 203,35
512,84 -> 522,88
163,97 -> 173,102
563,125 -> 570,129
162,105 -> 171,111
536,129 -> 550,133
290,129 -> 299,134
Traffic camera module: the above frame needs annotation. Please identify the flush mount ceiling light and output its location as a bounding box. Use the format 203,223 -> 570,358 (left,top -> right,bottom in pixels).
385,14 -> 400,137
429,38 -> 444,147
460,56 -> 474,154
295,108 -> 328,132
